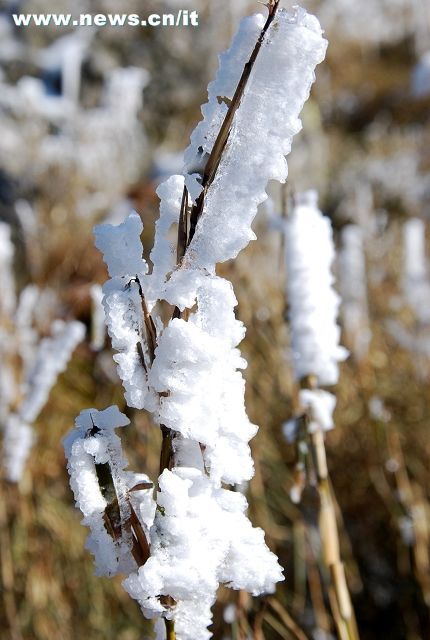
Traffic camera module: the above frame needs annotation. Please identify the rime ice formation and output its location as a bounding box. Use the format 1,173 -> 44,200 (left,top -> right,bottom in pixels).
68,6 -> 328,638
0,60 -> 148,220
284,191 -> 348,386
64,406 -> 155,576
2,319 -> 85,481
150,276 -> 257,486
95,212 -> 148,279
183,9 -> 328,270
123,467 -> 282,637
282,388 -> 337,444
95,213 -> 157,412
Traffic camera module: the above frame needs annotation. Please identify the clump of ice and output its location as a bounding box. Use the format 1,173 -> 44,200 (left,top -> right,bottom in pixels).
152,275 -> 257,485
284,190 -> 348,385
64,406 -> 155,576
124,467 -> 283,639
95,212 -> 148,278
299,389 -> 337,433
149,175 -> 185,302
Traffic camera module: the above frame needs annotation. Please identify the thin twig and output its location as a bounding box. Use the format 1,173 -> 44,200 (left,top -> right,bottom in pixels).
295,375 -> 359,640
268,597 -> 309,640
177,186 -> 189,264
127,276 -> 157,364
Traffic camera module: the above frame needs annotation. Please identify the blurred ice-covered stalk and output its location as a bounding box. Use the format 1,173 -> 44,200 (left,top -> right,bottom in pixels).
65,4 -> 328,638
0,222 -> 84,482
387,219 -> 430,378
402,218 -> 430,324
282,192 -> 358,640
386,218 -> 430,378
284,191 -> 347,386
338,225 -> 371,361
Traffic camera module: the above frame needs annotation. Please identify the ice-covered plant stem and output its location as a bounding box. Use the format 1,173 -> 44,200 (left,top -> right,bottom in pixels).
282,192 -> 359,640
65,5 -> 328,638
160,0 -> 281,487
0,222 -> 85,482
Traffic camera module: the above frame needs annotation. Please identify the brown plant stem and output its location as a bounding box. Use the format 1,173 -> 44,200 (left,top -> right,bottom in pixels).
165,617 -> 176,640
0,482 -> 23,640
386,427 -> 430,607
298,375 -> 359,640
159,425 -> 174,476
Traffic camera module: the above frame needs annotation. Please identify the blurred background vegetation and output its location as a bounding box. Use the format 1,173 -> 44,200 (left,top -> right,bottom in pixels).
1,0 -> 430,638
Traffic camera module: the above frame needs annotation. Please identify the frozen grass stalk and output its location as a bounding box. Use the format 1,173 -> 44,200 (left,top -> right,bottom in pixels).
283,192 -> 359,639
0,222 -> 85,482
64,4 -> 328,638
